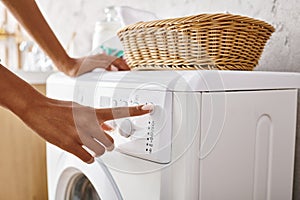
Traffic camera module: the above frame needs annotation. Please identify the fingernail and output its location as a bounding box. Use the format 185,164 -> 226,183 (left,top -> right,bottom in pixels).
102,123 -> 115,132
141,104 -> 154,112
106,144 -> 115,152
87,158 -> 94,164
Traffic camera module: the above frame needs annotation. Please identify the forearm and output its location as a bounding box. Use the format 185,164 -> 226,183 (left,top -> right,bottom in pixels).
0,65 -> 44,116
1,0 -> 73,73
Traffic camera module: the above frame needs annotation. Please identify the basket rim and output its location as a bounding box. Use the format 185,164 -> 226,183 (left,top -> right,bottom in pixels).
118,13 -> 275,35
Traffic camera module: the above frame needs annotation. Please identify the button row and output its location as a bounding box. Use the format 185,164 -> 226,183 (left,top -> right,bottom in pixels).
111,99 -> 153,107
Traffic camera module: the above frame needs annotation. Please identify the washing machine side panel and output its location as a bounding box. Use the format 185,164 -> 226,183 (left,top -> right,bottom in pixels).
199,89 -> 297,200
162,91 -> 201,200
109,168 -> 162,200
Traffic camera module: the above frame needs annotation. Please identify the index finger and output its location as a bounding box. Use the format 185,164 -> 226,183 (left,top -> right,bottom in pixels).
96,105 -> 153,121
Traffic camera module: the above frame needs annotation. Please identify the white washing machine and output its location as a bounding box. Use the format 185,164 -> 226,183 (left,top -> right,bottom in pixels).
46,70 -> 299,200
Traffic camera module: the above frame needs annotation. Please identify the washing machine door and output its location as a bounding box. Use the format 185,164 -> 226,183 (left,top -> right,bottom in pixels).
55,156 -> 122,200
65,172 -> 101,200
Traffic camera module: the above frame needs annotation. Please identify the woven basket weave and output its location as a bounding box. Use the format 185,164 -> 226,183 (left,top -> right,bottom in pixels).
117,13 -> 275,70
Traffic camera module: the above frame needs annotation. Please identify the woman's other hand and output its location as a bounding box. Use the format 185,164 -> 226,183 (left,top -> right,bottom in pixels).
59,54 -> 130,77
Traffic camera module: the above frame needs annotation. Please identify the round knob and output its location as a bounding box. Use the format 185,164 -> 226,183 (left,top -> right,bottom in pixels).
119,119 -> 133,138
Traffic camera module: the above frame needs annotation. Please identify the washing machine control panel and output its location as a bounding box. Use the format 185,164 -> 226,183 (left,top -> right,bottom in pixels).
96,87 -> 173,164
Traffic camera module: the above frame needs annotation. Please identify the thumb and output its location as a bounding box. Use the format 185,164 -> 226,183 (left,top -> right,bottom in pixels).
69,145 -> 94,164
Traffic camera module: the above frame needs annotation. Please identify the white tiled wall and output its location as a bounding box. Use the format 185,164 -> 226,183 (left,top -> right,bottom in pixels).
36,0 -> 300,73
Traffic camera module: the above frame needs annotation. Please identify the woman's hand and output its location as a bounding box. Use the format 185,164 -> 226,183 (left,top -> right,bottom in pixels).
21,97 -> 151,164
0,0 -> 136,164
0,64 -> 148,164
58,54 -> 130,77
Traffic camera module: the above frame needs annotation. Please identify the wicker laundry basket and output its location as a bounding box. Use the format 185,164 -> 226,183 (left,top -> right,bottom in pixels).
117,13 -> 275,70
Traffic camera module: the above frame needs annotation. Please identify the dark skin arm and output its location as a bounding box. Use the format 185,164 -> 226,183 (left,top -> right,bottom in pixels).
0,65 -> 151,163
0,1 -> 151,164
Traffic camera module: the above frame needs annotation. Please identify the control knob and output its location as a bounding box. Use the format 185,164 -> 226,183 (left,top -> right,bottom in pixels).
119,119 -> 133,138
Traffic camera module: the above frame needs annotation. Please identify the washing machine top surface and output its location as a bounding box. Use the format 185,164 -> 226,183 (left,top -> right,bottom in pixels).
47,70 -> 300,92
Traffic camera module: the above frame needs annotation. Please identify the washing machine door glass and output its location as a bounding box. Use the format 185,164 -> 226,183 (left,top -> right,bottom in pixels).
55,156 -> 122,200
67,173 -> 101,200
